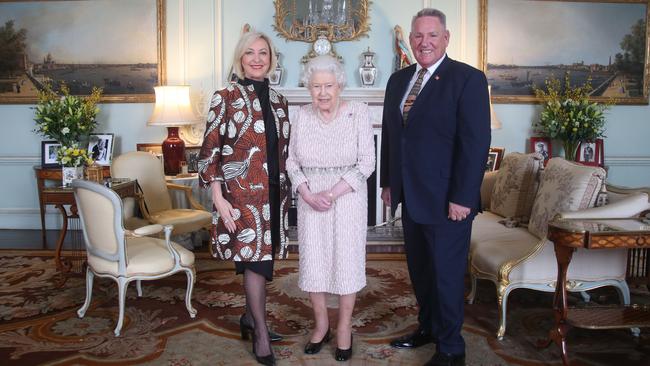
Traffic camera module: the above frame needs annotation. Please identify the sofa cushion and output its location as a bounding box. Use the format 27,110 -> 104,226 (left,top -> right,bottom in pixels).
489,152 -> 544,220
528,158 -> 606,238
470,222 -> 543,278
471,212 -> 627,283
508,243 -> 627,283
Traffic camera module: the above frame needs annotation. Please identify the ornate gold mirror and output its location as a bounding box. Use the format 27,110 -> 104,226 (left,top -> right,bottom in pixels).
273,0 -> 371,42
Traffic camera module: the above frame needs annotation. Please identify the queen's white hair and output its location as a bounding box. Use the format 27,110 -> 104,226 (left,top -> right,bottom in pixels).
302,55 -> 346,89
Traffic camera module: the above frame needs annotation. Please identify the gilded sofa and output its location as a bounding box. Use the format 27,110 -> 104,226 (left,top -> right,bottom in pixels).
467,153 -> 650,339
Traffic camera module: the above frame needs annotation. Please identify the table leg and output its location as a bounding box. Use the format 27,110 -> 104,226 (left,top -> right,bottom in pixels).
36,176 -> 47,248
54,204 -> 70,272
551,243 -> 575,366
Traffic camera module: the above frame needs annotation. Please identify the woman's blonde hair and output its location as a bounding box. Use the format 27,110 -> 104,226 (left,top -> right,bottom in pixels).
232,31 -> 277,80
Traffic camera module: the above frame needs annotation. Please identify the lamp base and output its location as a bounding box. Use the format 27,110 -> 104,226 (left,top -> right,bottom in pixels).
161,127 -> 185,176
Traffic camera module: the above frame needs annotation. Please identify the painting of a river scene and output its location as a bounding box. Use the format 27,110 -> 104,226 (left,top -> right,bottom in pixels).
481,0 -> 648,104
0,0 -> 165,103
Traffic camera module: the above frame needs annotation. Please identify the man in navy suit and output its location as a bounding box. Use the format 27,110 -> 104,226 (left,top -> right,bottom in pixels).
380,8 -> 491,366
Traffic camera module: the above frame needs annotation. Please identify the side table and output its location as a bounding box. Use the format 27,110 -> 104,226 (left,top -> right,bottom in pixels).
34,165 -> 111,248
546,218 -> 650,365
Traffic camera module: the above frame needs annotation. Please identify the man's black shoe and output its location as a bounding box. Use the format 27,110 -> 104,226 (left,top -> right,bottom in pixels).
424,352 -> 465,366
389,328 -> 434,349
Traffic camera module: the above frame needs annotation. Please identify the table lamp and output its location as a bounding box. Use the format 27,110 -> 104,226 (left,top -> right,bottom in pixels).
148,85 -> 200,175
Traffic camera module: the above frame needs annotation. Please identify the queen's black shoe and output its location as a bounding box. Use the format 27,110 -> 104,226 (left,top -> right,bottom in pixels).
304,329 -> 331,354
334,334 -> 353,361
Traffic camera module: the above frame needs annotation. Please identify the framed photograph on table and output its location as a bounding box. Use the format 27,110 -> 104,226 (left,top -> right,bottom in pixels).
0,0 -> 166,104
184,146 -> 202,173
88,133 -> 114,166
136,143 -> 162,155
479,0 -> 649,105
486,147 -> 505,172
136,143 -> 164,167
530,137 -> 551,165
576,141 -> 600,166
41,141 -> 62,168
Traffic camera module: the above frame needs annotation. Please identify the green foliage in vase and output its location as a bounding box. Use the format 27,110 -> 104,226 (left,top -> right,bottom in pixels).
33,83 -> 102,147
533,74 -> 609,144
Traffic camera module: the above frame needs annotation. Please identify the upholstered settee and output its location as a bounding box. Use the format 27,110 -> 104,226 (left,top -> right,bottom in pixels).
467,153 -> 650,340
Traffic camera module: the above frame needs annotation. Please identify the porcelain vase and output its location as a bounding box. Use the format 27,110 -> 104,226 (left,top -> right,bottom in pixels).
62,166 -> 84,187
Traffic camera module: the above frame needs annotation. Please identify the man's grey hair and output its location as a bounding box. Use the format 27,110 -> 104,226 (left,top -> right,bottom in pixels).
302,55 -> 347,89
411,8 -> 447,31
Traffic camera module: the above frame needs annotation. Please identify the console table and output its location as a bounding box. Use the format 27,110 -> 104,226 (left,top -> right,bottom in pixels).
34,165 -> 112,248
34,166 -> 135,271
547,218 -> 650,365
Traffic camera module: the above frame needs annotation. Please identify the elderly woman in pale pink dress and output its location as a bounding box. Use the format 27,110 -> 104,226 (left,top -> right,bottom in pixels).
286,55 -> 375,362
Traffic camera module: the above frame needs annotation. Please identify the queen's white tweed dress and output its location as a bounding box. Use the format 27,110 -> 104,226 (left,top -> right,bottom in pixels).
287,101 -> 375,295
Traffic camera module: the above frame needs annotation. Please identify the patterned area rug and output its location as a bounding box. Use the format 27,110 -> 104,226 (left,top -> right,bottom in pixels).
0,251 -> 648,365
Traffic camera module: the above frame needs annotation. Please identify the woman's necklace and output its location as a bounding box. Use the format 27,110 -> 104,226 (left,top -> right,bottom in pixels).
315,99 -> 341,126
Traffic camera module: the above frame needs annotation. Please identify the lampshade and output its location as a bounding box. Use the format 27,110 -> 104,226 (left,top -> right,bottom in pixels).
488,85 -> 502,130
148,85 -> 199,176
148,85 -> 199,126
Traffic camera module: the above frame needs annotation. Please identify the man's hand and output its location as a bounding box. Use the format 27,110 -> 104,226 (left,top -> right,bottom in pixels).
448,202 -> 470,221
381,187 -> 391,207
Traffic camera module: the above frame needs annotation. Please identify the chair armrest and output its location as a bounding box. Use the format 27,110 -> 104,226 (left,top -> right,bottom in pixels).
166,182 -> 208,211
161,224 -> 182,263
559,192 -> 650,219
125,224 -> 164,238
480,171 -> 498,209
131,191 -> 152,221
166,182 -> 193,192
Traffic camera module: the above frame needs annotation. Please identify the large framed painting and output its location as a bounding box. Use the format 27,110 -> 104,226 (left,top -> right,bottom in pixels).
479,0 -> 649,104
0,0 -> 166,104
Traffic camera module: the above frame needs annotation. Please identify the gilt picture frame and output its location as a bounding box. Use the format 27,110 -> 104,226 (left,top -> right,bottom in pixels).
479,0 -> 649,105
0,0 -> 166,104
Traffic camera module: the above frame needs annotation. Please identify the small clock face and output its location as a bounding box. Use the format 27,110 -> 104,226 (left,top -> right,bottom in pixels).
313,37 -> 331,55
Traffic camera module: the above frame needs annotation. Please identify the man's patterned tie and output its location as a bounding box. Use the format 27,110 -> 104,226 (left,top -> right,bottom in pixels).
402,68 -> 428,125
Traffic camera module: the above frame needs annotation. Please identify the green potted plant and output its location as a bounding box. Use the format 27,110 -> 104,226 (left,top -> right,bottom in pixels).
533,74 -> 609,161
33,83 -> 102,183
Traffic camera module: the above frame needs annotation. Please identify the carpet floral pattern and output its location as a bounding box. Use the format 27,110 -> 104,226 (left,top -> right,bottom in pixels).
0,252 -> 648,365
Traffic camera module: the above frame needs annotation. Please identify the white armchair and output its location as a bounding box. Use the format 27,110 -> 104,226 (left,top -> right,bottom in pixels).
72,180 -> 197,336
467,154 -> 650,339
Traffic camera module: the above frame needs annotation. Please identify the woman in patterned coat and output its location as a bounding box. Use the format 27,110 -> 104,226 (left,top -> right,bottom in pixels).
198,31 -> 290,366
286,55 -> 375,361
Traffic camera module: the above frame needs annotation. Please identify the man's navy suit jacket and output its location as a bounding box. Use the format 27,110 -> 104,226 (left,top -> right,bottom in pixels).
380,57 -> 491,224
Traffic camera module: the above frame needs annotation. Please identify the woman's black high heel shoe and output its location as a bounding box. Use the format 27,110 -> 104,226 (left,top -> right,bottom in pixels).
240,314 -> 283,342
304,329 -> 331,354
252,332 -> 276,366
335,334 -> 353,361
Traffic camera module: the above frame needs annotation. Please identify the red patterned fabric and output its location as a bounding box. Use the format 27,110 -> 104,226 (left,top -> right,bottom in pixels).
198,81 -> 290,262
